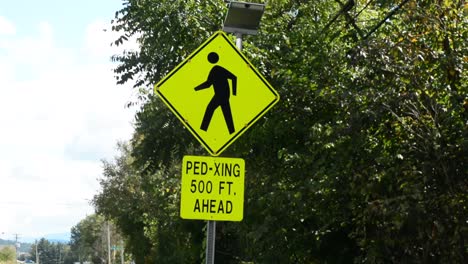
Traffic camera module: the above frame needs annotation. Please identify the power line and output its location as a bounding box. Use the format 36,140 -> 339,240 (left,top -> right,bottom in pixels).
321,0 -> 411,42
321,0 -> 355,35
337,0 -> 364,38
354,0 -> 375,19
362,0 -> 411,40
0,201 -> 91,208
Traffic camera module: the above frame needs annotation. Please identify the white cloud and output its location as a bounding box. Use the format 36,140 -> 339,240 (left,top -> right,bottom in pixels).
84,19 -> 139,58
0,18 -> 136,238
0,16 -> 15,35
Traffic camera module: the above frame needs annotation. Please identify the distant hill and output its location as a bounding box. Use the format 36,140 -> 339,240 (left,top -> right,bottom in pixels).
21,233 -> 70,244
0,239 -> 12,246
0,239 -> 31,253
44,233 -> 70,243
0,233 -> 69,253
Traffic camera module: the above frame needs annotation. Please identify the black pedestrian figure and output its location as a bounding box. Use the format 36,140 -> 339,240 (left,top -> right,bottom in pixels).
194,52 -> 237,134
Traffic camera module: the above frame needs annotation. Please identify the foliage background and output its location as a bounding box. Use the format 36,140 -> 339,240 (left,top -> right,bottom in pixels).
93,0 -> 467,263
0,246 -> 15,264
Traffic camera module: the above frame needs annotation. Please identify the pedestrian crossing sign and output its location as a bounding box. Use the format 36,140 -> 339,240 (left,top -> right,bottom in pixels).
155,31 -> 279,156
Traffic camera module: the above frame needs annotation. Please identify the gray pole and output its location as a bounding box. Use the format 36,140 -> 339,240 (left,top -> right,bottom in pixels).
35,240 -> 39,264
205,31 -> 244,264
14,233 -> 19,260
235,33 -> 243,50
107,222 -> 111,264
205,221 -> 216,264
120,240 -> 124,264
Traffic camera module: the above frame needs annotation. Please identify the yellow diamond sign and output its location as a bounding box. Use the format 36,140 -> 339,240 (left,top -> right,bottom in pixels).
155,31 -> 279,156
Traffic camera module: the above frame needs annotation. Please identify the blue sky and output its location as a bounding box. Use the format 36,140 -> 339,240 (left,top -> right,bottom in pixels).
0,0 -> 137,241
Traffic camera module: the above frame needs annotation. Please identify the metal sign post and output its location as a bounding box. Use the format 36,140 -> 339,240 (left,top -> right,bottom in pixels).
206,221 -> 216,264
205,31 -> 245,264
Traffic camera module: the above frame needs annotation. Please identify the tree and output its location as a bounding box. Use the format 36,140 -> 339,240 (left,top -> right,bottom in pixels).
69,214 -> 123,264
96,0 -> 467,263
94,142 -> 204,263
29,239 -> 71,264
0,246 -> 15,264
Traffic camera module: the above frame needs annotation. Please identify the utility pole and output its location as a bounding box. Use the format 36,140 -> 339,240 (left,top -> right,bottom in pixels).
120,240 -> 124,264
14,233 -> 20,260
35,240 -> 39,264
57,243 -> 61,264
107,222 -> 111,264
